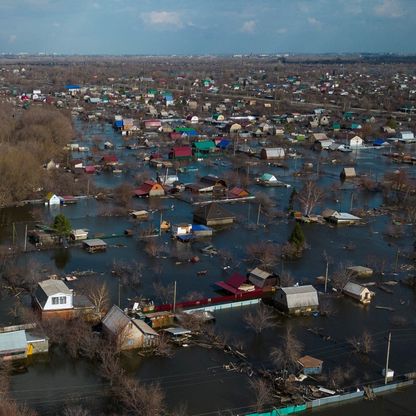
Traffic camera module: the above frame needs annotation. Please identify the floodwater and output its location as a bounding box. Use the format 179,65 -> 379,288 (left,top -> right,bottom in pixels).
2,120 -> 416,415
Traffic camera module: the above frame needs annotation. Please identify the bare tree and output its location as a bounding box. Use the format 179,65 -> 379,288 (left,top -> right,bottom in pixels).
83,280 -> 110,318
152,333 -> 174,358
244,304 -> 276,334
249,378 -> 273,412
270,327 -> 303,375
63,406 -> 91,416
246,242 -> 281,271
348,330 -> 374,355
296,180 -> 324,216
152,281 -> 174,304
331,265 -> 354,292
117,377 -> 165,416
279,271 -> 295,287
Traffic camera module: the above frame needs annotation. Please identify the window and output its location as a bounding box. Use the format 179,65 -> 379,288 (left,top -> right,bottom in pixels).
59,297 -> 67,304
51,297 -> 59,305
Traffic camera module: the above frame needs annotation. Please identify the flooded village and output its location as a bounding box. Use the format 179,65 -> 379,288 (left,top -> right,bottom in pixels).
0,54 -> 416,415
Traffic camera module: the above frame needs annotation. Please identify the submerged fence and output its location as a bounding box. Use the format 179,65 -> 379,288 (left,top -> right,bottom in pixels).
245,378 -> 415,416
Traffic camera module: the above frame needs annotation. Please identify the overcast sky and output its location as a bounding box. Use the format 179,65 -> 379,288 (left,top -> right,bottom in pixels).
0,0 -> 414,55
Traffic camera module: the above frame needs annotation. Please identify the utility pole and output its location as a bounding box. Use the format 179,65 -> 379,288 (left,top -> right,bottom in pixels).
173,281 -> 177,312
12,223 -> 16,246
256,203 -> 261,226
24,225 -> 28,252
384,331 -> 392,385
325,259 -> 329,294
395,247 -> 400,273
159,211 -> 163,237
350,192 -> 354,212
118,277 -> 121,308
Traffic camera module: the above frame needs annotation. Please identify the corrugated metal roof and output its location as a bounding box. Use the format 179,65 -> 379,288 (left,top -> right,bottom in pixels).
38,279 -> 71,297
0,330 -> 27,353
249,267 -> 271,280
132,320 -> 158,337
343,282 -> 366,296
102,305 -> 130,334
279,285 -> 319,309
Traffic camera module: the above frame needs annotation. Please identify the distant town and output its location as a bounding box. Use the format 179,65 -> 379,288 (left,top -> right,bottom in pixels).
0,54 -> 415,415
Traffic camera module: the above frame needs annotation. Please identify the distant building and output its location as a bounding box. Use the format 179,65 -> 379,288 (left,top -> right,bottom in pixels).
298,355 -> 323,375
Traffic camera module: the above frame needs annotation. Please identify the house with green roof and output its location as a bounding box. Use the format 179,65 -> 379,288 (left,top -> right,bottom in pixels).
192,140 -> 216,158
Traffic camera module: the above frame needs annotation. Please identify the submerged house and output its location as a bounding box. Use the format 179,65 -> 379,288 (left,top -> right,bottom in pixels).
322,209 -> 361,225
134,181 -> 165,197
215,273 -> 255,295
343,282 -> 373,304
340,167 -> 357,179
260,147 -> 285,160
298,355 -> 323,375
248,267 -> 277,289
169,146 -> 193,160
193,203 -> 235,226
102,305 -> 159,350
192,140 -> 216,158
273,285 -> 319,315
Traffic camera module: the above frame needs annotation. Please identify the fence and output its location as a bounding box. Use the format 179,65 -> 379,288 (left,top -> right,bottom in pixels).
244,378 -> 415,416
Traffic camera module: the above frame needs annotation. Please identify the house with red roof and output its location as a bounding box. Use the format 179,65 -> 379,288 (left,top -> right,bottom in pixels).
134,181 -> 165,197
169,146 -> 193,160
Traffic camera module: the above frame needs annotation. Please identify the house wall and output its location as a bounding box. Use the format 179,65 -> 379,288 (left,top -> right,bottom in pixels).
205,218 -> 234,226
120,325 -> 144,350
43,293 -> 73,311
27,340 -> 49,355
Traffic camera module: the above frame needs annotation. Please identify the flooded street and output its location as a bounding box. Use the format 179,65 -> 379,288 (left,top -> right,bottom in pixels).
0,119 -> 415,414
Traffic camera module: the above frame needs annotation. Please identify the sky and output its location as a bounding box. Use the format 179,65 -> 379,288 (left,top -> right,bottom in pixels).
0,0 -> 415,55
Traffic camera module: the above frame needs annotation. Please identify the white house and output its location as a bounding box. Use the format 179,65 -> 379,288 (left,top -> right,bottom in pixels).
35,279 -> 73,311
70,229 -> 89,241
349,135 -> 363,147
46,193 -> 61,206
171,223 -> 192,237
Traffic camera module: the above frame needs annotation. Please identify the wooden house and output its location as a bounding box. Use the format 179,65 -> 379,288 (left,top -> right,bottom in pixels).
102,305 -> 159,350
229,187 -> 250,199
248,267 -> 277,289
193,203 -> 235,226
273,285 -> 319,315
343,282 -> 373,304
83,239 -> 107,253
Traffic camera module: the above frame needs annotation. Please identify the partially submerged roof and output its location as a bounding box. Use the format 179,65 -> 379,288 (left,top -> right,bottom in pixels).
163,327 -> 191,336
279,285 -> 319,309
102,305 -> 130,334
249,267 -> 272,281
343,281 -> 368,296
193,203 -> 235,221
298,355 -> 323,368
132,319 -> 159,337
0,330 -> 27,354
83,239 -> 107,247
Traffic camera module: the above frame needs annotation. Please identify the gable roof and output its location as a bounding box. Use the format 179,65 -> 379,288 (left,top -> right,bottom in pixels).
279,285 -> 319,309
38,279 -> 72,297
102,305 -> 131,334
193,203 -> 235,221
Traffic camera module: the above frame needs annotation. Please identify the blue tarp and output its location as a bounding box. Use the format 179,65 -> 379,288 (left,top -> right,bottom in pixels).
114,120 -> 123,128
373,138 -> 385,146
192,224 -> 210,231
217,139 -> 231,149
65,84 -> 80,90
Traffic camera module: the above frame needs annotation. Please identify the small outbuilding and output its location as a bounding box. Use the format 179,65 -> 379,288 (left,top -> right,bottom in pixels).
298,355 -> 323,375
83,239 -> 107,253
340,167 -> 356,179
343,282 -> 373,304
260,147 -> 285,160
248,267 -> 277,289
273,285 -> 319,315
